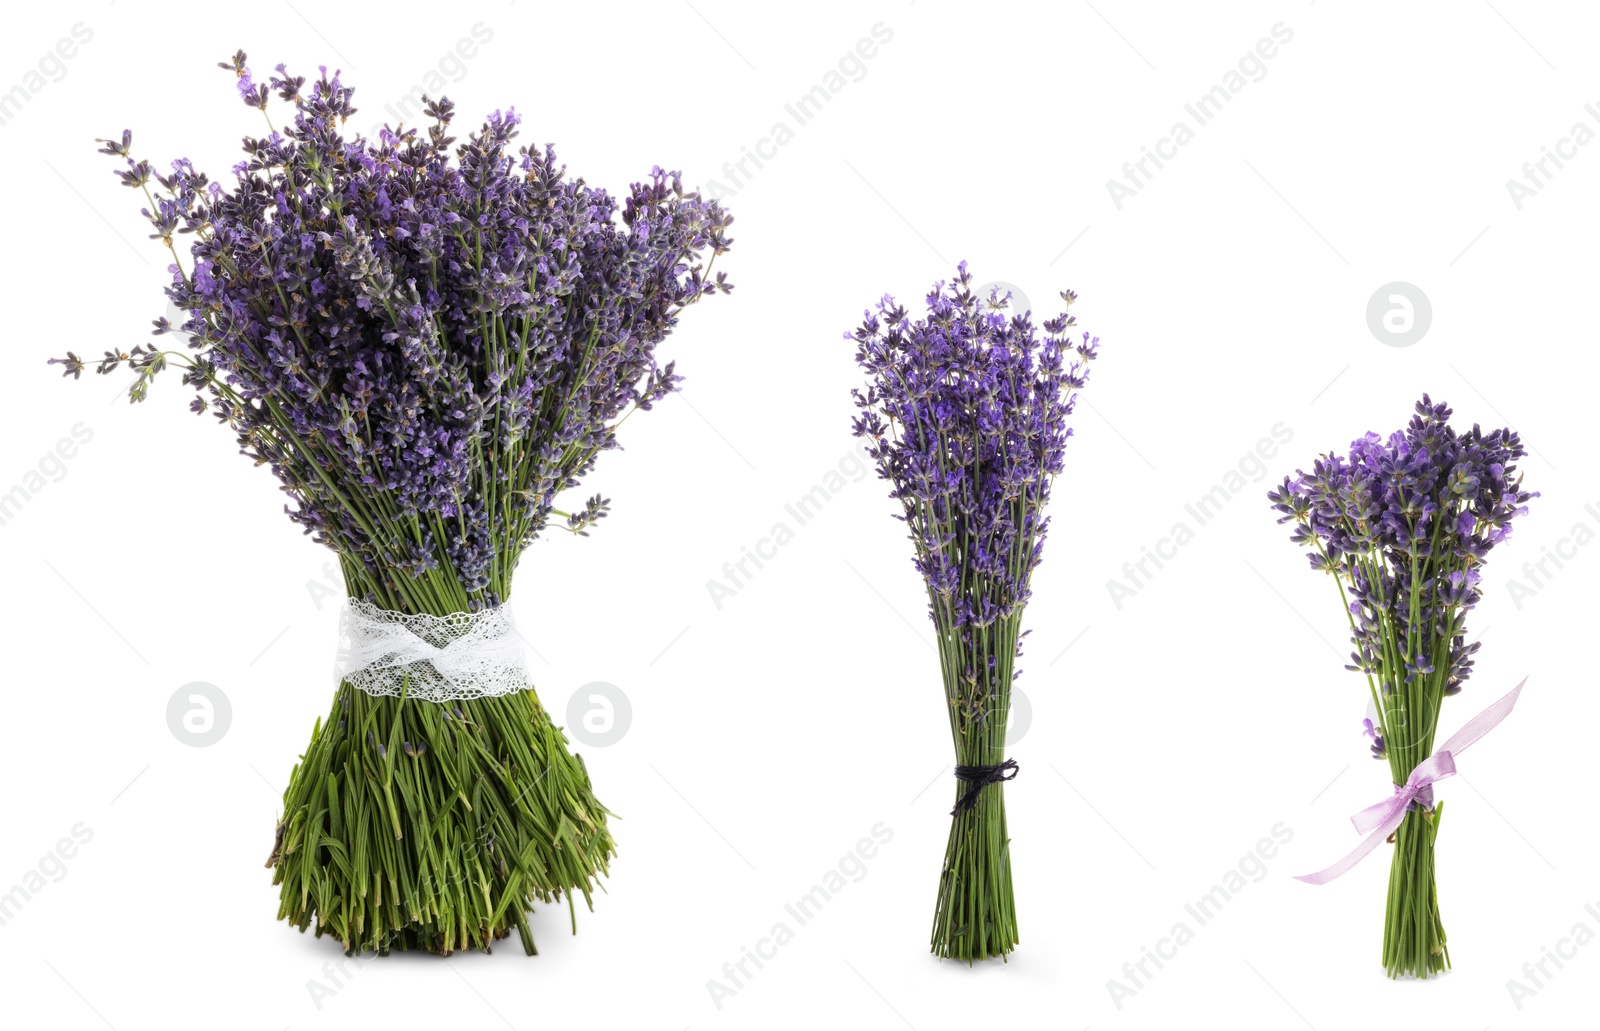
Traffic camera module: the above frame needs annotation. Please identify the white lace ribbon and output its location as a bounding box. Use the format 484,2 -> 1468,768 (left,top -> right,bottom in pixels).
334,599 -> 529,702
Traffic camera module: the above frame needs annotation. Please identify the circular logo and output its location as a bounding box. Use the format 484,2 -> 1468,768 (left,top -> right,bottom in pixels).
566,681 -> 632,747
1363,692 -> 1437,758
163,299 -> 199,345
166,682 -> 232,747
975,280 -> 1033,318
1004,688 -> 1032,746
1366,282 -> 1431,347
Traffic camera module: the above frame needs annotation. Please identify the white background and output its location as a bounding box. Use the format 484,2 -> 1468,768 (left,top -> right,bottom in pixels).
0,2 -> 1595,1029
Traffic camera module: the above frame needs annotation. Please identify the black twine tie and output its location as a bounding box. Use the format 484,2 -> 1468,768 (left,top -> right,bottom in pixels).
951,759 -> 1019,816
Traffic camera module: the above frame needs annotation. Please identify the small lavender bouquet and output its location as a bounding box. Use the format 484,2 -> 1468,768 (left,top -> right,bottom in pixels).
54,54 -> 732,954
851,264 -> 1099,961
1268,396 -> 1535,978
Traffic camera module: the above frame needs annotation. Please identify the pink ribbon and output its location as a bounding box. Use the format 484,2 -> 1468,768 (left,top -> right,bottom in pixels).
1295,677 -> 1527,885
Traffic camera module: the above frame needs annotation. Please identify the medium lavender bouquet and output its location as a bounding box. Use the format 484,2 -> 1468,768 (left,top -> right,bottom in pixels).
1268,396 -> 1535,978
851,264 -> 1099,961
54,54 -> 731,954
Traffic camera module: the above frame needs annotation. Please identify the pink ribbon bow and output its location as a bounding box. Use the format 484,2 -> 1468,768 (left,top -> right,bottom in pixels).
1296,677 -> 1527,885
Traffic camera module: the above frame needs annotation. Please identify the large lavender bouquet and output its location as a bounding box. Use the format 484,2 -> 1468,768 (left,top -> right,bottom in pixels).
54,54 -> 732,954
1268,396 -> 1535,978
851,264 -> 1099,961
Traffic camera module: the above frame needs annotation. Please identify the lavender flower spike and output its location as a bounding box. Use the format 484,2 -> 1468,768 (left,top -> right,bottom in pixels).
851,263 -> 1101,962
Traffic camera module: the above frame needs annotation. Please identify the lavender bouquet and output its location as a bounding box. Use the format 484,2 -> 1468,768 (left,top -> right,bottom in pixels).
1268,396 -> 1535,978
850,264 -> 1099,961
54,54 -> 732,954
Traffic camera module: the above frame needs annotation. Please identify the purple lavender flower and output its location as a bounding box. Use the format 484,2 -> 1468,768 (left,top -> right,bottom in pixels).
851,264 -> 1097,633
1268,395 -> 1534,706
59,56 -> 733,613
851,264 -> 1100,962
1269,395 -> 1534,981
1362,718 -> 1386,760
